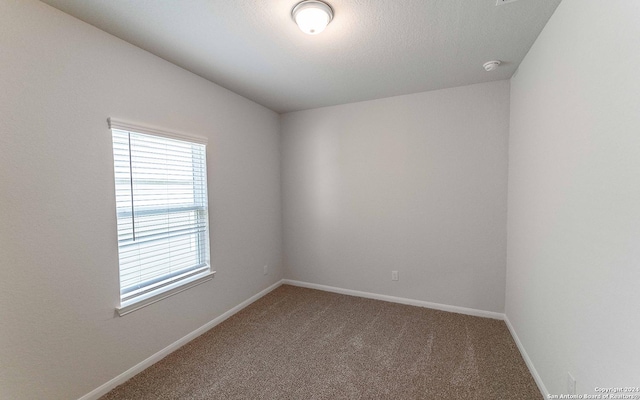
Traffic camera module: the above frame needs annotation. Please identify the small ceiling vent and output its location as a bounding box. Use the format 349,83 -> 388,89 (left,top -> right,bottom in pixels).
496,0 -> 521,5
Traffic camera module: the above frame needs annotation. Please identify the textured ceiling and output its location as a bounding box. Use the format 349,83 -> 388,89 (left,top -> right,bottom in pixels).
40,0 -> 561,113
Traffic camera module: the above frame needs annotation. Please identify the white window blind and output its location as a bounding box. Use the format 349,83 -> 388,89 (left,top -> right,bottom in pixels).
110,121 -> 211,313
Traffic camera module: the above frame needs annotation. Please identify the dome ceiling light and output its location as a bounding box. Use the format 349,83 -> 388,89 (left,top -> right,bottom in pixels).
292,0 -> 334,35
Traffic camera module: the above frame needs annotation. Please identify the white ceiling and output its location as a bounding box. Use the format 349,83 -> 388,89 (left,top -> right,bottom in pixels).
40,0 -> 561,113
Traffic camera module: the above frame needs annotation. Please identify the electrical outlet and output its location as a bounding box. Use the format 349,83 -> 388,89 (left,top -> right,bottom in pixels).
567,372 -> 576,395
392,271 -> 399,281
263,265 -> 269,275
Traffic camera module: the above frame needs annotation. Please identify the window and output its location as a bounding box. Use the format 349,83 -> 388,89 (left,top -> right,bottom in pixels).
109,119 -> 213,315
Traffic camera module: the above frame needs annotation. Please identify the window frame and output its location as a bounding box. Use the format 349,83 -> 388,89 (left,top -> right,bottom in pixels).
108,118 -> 214,316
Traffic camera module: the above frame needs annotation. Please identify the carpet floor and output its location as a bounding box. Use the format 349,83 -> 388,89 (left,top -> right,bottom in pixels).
101,285 -> 542,399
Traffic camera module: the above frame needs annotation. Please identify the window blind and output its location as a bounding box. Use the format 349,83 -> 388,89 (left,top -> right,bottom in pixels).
111,125 -> 210,309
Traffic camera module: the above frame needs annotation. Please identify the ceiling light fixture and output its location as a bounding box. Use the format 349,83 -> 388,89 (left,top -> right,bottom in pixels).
483,60 -> 501,72
292,0 -> 334,35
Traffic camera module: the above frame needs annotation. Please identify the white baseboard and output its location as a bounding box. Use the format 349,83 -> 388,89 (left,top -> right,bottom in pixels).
78,280 -> 284,400
282,279 -> 504,320
504,315 -> 548,399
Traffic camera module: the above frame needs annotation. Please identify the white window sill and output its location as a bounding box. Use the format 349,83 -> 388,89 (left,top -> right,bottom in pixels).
116,271 -> 215,316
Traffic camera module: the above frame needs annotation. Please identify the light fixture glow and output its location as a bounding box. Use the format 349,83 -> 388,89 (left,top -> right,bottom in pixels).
292,0 -> 333,35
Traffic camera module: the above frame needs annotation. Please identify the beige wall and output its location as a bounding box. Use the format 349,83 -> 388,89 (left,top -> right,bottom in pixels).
0,1 -> 283,399
507,0 -> 640,395
281,81 -> 510,313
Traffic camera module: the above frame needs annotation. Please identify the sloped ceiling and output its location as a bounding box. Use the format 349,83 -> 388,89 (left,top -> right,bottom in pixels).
40,0 -> 562,113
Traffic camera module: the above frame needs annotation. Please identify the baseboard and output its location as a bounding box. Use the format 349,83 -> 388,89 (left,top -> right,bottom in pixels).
78,280 -> 284,400
282,279 -> 504,320
504,315 -> 548,399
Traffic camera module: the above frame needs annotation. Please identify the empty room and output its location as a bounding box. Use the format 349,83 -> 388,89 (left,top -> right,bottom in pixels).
1,0 -> 639,399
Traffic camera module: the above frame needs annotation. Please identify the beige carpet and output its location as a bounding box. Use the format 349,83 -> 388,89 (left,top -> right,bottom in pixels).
101,285 -> 541,399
